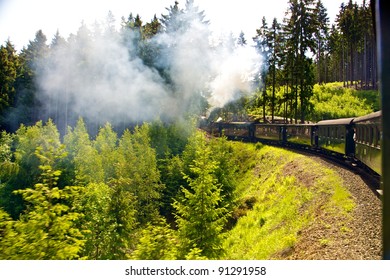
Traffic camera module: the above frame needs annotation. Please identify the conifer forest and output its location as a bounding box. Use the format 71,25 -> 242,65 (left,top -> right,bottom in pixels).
0,0 -> 379,259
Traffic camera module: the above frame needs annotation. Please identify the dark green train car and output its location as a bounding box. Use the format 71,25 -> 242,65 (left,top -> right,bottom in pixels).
215,122 -> 254,140
285,124 -> 315,146
316,118 -> 355,156
353,111 -> 382,175
254,124 -> 283,142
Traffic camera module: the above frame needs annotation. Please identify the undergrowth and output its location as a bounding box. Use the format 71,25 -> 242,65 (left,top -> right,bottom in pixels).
223,142 -> 355,259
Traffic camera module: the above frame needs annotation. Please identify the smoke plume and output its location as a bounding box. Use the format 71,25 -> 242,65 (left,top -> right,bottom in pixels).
35,3 -> 262,132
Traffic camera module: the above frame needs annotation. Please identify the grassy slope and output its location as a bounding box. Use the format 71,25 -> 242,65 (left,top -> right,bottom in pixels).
248,82 -> 379,122
309,82 -> 380,121
223,141 -> 355,259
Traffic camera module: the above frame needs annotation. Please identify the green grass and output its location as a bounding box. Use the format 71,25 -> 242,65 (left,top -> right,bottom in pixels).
309,82 -> 379,121
222,142 -> 356,259
247,81 -> 379,122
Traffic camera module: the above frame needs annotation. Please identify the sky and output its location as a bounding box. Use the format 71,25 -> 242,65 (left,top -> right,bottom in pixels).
0,0 -> 364,51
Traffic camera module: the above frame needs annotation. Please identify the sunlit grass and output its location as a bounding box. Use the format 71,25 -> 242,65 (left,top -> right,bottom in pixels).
222,143 -> 356,259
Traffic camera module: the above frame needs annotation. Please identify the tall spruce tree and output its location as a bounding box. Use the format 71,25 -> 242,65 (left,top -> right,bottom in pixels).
314,0 -> 330,84
0,40 -> 20,126
116,125 -> 163,226
253,17 -> 270,122
268,18 -> 282,122
284,0 -> 317,123
173,131 -> 229,259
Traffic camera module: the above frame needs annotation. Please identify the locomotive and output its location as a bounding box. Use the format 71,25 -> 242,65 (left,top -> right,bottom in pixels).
206,110 -> 382,176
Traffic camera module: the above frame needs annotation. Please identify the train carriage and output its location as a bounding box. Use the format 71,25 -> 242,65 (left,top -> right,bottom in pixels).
215,122 -> 254,140
353,111 -> 382,175
316,117 -> 355,156
207,111 -> 382,177
285,124 -> 315,146
254,124 -> 283,142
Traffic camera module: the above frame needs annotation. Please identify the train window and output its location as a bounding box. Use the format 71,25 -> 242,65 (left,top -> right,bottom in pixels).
340,127 -> 345,140
364,126 -> 368,144
354,126 -> 360,142
355,127 -> 359,143
376,127 -> 381,148
373,126 -> 378,147
319,127 -> 324,137
357,126 -> 363,143
358,128 -> 361,143
369,126 -> 374,146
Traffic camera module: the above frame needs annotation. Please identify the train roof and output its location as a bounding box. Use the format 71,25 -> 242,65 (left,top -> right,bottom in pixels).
316,117 -> 354,126
284,123 -> 316,127
352,110 -> 382,123
215,121 -> 253,126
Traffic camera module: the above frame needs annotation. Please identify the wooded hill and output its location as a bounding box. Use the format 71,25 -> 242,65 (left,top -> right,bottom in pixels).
1,0 -> 377,131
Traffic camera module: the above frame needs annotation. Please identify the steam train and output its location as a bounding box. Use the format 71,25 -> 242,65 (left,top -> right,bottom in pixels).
206,110 -> 382,176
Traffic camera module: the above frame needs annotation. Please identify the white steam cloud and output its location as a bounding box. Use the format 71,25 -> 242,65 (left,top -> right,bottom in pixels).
36,5 -> 262,131
209,43 -> 262,108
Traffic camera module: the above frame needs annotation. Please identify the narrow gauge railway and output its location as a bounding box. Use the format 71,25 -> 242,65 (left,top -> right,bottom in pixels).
202,111 -> 382,197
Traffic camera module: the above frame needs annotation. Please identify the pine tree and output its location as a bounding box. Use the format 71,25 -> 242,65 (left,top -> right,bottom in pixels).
3,144 -> 84,259
314,0 -> 330,84
130,217 -> 178,260
143,15 -> 161,39
4,30 -> 49,129
106,178 -> 137,259
0,40 -> 20,123
116,125 -> 163,225
284,0 -> 317,123
75,182 -> 117,259
0,120 -> 62,218
268,18 -> 282,122
63,118 -> 104,185
253,17 -> 270,122
237,31 -> 247,46
94,123 -> 118,183
160,1 -> 183,34
328,24 -> 343,82
173,131 -> 229,259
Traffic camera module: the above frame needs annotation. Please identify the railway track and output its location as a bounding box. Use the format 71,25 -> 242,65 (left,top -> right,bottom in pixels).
280,142 -> 382,199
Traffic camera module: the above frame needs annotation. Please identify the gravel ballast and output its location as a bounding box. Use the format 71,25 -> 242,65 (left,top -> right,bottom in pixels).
286,154 -> 382,260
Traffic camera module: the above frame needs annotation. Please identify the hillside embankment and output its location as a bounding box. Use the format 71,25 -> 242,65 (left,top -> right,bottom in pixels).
223,142 -> 382,259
